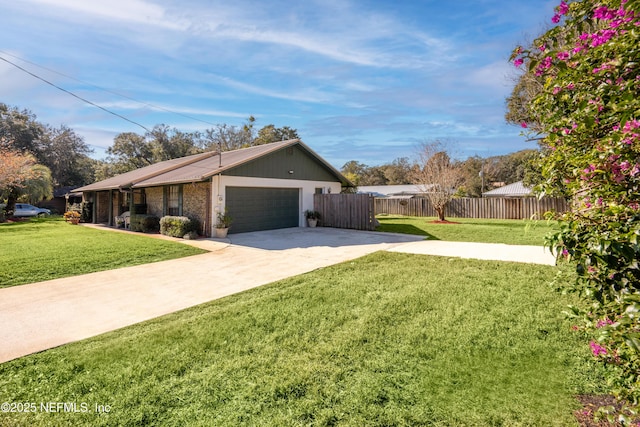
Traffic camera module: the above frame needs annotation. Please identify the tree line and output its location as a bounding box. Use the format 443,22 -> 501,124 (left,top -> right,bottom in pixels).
340,148 -> 539,197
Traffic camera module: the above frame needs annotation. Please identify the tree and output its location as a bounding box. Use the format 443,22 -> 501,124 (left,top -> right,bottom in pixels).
0,148 -> 52,215
340,161 -> 367,186
19,164 -> 53,204
1,104 -> 96,188
148,124 -> 202,161
253,124 -> 300,146
456,155 -> 486,197
38,125 -> 94,187
203,123 -> 253,152
383,157 -> 414,185
511,0 -> 640,411
0,104 -> 44,154
105,132 -> 154,173
411,141 -> 463,221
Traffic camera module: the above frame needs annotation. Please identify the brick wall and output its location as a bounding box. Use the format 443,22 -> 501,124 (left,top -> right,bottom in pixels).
96,191 -> 109,223
183,182 -> 210,235
145,187 -> 163,218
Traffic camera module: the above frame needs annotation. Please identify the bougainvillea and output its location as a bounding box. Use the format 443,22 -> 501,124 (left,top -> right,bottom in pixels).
511,0 -> 640,418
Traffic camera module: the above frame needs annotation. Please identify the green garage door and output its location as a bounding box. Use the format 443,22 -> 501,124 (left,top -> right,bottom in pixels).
226,187 -> 300,234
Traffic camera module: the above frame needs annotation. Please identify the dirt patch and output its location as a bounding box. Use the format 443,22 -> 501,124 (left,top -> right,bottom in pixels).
428,220 -> 460,224
2,218 -> 30,223
574,395 -> 633,427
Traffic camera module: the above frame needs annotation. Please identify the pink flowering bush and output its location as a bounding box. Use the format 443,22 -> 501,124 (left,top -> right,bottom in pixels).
510,0 -> 640,417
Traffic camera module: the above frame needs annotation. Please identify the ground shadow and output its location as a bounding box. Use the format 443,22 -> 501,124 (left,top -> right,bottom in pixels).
227,227 -> 424,250
374,224 -> 439,240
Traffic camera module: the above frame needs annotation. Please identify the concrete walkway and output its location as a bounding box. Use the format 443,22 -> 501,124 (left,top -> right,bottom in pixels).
388,240 -> 556,265
0,227 -> 556,363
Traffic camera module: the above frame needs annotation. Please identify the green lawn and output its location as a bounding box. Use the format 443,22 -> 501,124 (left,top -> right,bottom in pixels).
0,253 -> 602,426
376,215 -> 558,245
0,218 -> 207,288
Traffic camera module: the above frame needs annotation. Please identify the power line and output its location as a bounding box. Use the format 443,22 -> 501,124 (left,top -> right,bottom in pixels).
0,54 -> 152,132
0,50 -> 222,128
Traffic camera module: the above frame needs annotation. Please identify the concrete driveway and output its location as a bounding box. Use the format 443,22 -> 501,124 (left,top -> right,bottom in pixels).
0,227 -> 556,363
0,227 -> 422,363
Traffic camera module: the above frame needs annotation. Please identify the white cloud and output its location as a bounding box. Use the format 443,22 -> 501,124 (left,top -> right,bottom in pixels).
97,101 -> 250,120
24,0 -> 187,30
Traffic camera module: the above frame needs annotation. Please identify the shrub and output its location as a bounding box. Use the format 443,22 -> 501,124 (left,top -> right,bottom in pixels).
160,216 -> 200,238
130,215 -> 160,233
511,0 -> 640,416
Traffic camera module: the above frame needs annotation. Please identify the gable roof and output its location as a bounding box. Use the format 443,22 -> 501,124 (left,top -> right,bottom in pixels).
482,181 -> 533,197
74,139 -> 352,192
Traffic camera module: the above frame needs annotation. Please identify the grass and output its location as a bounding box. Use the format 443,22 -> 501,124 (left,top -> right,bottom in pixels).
0,252 -> 603,426
376,215 -> 558,245
0,218 -> 207,288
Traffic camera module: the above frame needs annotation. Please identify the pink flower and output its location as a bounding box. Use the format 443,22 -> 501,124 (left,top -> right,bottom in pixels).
558,1 -> 569,15
520,122 -> 528,128
557,51 -> 570,60
539,44 -> 547,52
590,341 -> 608,356
535,56 -> 553,76
596,318 -> 614,328
594,6 -> 615,20
553,86 -> 562,95
514,58 -> 524,68
552,13 -> 561,23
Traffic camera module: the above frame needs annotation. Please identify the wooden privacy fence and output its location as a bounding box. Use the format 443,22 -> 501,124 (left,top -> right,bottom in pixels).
375,197 -> 569,220
314,194 -> 376,231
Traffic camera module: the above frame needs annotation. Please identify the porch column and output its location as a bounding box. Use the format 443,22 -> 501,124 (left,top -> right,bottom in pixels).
108,191 -> 114,226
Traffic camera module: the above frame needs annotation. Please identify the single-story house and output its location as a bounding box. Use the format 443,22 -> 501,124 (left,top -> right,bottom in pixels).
74,139 -> 352,236
482,181 -> 533,198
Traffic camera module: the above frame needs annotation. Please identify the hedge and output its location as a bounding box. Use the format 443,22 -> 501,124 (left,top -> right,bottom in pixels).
159,216 -> 200,238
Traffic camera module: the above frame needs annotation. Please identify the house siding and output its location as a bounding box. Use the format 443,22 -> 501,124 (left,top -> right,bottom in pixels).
224,145 -> 337,182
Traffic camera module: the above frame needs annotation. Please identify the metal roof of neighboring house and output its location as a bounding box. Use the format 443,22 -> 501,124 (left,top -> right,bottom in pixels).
482,181 -> 533,197
357,184 -> 434,197
74,139 -> 352,192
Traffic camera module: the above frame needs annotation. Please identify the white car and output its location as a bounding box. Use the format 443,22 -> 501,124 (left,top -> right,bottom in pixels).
1,203 -> 51,217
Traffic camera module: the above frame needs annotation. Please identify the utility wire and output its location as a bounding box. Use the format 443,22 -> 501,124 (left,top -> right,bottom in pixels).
0,54 -> 151,132
0,50 -> 221,128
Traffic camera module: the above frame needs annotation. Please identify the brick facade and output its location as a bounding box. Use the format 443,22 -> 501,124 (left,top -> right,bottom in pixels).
145,187 -> 163,218
183,182 -> 210,235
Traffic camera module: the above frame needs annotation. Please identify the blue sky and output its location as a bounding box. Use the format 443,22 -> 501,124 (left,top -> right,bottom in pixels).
0,0 -> 555,168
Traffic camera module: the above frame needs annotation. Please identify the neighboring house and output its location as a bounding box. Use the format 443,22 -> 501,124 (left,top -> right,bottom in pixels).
74,139 -> 352,236
38,186 -> 83,214
482,181 -> 533,198
357,184 -> 435,199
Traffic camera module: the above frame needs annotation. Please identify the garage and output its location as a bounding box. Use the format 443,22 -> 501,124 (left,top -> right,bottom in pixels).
225,187 -> 300,234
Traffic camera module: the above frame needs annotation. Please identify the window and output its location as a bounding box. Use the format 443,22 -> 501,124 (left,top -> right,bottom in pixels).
315,187 -> 324,194
165,185 -> 182,216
